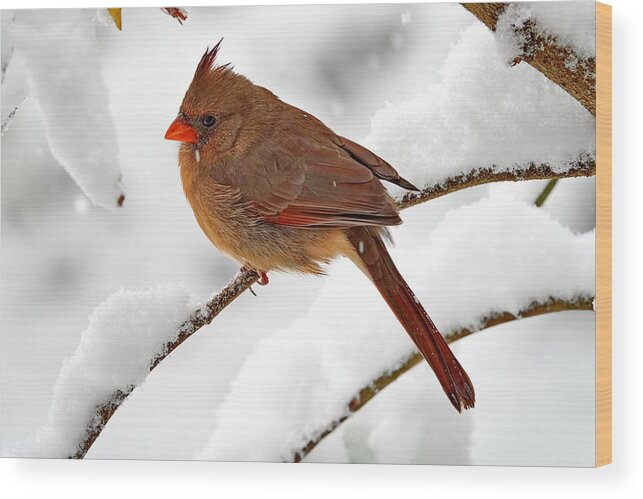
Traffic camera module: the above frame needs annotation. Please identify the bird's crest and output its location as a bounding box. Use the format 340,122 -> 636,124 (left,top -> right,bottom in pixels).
195,39 -> 232,79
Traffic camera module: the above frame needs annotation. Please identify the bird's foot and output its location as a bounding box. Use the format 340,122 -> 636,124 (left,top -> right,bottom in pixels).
240,266 -> 269,286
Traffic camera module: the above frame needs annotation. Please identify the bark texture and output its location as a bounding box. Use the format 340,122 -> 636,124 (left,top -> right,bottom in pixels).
461,3 -> 596,116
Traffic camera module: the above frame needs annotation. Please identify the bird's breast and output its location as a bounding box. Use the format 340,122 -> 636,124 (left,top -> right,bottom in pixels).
180,157 -> 256,262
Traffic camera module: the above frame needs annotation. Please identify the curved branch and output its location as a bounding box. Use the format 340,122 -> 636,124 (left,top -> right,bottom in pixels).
291,295 -> 595,462
397,155 -> 594,210
70,155 -> 595,458
461,3 -> 596,115
70,269 -> 259,459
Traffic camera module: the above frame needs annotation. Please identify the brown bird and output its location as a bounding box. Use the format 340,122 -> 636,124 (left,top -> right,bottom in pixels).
165,41 -> 475,412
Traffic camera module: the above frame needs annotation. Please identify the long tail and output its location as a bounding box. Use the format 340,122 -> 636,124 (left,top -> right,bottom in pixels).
347,227 -> 475,412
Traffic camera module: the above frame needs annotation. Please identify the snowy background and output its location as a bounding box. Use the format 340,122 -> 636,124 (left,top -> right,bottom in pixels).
1,2 -> 596,465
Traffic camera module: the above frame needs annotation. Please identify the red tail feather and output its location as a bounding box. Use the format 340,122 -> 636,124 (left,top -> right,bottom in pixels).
348,227 -> 475,412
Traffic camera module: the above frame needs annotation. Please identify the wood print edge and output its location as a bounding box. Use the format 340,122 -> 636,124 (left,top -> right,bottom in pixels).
596,0 -> 612,467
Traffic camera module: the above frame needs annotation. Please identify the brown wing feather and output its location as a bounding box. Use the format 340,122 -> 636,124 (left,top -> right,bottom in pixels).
232,109 -> 414,229
332,135 -> 419,192
254,156 -> 402,228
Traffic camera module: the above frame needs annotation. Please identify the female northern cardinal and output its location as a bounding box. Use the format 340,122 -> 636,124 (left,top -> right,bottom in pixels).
165,42 -> 474,412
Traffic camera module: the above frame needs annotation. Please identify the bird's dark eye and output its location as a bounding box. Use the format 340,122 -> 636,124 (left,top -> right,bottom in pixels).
201,115 -> 217,127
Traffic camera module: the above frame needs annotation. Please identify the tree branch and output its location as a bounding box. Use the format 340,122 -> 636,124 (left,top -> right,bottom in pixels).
461,3 -> 596,116
70,155 -> 595,458
291,295 -> 595,462
70,269 -> 259,459
1,101 -> 22,137
397,155 -> 595,210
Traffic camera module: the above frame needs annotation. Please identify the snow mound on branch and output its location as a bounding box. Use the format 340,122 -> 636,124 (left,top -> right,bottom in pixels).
495,1 -> 596,63
365,22 -> 594,196
195,190 -> 595,462
311,312 -> 594,466
37,285 -> 194,457
427,186 -> 594,332
9,9 -> 125,209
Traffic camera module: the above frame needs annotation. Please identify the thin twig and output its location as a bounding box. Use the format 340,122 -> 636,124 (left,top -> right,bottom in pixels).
70,156 -> 595,458
291,295 -> 595,462
1,102 -> 22,136
535,178 -> 560,207
461,3 -> 596,116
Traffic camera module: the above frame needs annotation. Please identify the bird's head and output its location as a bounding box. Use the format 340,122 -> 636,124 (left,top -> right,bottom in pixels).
165,40 -> 266,160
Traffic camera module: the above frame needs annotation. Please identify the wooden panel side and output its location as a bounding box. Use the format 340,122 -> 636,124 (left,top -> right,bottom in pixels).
596,1 -> 612,467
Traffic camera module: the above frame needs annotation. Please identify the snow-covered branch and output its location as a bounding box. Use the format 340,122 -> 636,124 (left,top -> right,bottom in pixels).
1,102 -> 21,136
50,153 -> 595,459
291,296 -> 593,462
461,3 -> 596,115
397,154 -> 594,210
70,270 -> 259,459
36,271 -> 259,459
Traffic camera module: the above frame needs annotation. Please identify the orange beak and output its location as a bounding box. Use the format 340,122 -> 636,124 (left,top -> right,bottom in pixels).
165,117 -> 198,144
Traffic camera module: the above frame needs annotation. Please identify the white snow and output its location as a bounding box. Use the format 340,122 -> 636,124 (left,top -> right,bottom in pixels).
73,194 -> 90,215
365,22 -> 594,198
495,2 -> 596,63
310,311 -> 595,466
1,13 -> 27,135
36,285 -> 195,457
8,9 -> 125,209
195,190 -> 595,463
1,11 -> 17,83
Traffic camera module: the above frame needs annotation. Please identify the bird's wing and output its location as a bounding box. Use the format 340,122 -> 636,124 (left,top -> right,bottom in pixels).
331,135 -> 419,192
244,136 -> 407,228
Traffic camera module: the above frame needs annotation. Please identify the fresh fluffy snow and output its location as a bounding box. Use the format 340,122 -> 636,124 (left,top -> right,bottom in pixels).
195,190 -> 594,462
1,13 -> 27,136
365,22 -> 594,197
495,1 -> 596,63
8,9 -> 125,209
310,312 -> 595,466
36,285 -> 195,457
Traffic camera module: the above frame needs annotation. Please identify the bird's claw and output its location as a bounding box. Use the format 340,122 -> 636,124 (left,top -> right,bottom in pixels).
240,266 -> 269,286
